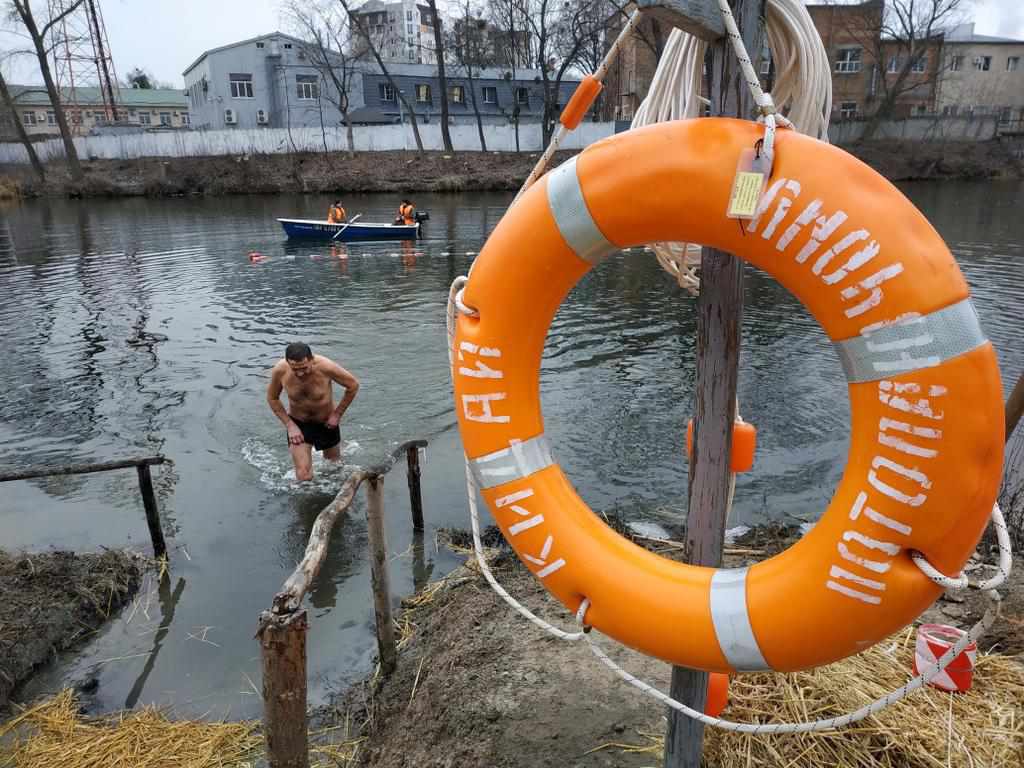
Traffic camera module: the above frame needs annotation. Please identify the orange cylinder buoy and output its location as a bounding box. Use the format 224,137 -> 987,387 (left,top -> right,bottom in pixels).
686,419 -> 757,473
705,673 -> 729,716
452,118 -> 1003,674
248,251 -> 263,261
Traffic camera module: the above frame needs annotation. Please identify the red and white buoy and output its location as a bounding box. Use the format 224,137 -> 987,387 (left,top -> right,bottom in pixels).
912,623 -> 977,693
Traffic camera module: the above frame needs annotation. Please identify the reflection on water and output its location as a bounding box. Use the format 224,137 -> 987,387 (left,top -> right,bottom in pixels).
0,181 -> 1021,718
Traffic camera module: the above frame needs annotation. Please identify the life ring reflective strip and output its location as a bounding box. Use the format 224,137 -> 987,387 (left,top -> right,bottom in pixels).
453,118 -> 1003,673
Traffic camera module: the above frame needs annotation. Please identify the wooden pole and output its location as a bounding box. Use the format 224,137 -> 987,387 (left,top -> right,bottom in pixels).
259,609 -> 309,768
366,474 -> 397,676
135,463 -> 168,560
406,444 -> 424,531
663,2 -> 764,767
1006,373 -> 1024,442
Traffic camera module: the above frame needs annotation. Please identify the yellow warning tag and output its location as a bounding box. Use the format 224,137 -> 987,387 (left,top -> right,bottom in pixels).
727,171 -> 765,219
726,147 -> 772,220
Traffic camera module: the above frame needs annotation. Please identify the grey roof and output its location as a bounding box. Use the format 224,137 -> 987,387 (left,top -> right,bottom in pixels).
8,85 -> 187,108
182,31 -> 309,77
943,22 -> 1022,44
347,105 -> 397,124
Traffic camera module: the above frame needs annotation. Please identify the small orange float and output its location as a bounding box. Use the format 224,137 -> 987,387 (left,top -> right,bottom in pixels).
452,118 -> 1003,674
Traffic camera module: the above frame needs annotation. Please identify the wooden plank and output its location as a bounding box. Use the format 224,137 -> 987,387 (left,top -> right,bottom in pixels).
663,2 -> 765,767
136,464 -> 168,560
0,455 -> 165,483
636,0 -> 726,41
366,474 -> 397,676
259,608 -> 310,768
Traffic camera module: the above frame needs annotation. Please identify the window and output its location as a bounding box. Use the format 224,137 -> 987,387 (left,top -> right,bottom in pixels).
483,86 -> 497,104
516,87 -> 529,105
839,101 -> 857,119
1008,57 -> 1021,72
159,112 -> 171,126
759,56 -> 771,75
887,55 -> 900,73
381,83 -> 396,101
230,74 -> 254,98
835,47 -> 862,73
71,112 -> 82,125
22,112 -> 35,125
296,75 -> 319,100
407,23 -> 413,34
450,85 -> 465,104
139,112 -> 151,125
974,56 -> 991,71
915,104 -> 927,115
406,9 -> 412,19
1000,106 -> 1013,121
46,111 -> 56,126
415,83 -> 431,102
388,12 -> 395,21
284,43 -> 292,49
182,113 -> 190,126
256,41 -> 265,48
911,54 -> 927,73
949,55 -> 963,71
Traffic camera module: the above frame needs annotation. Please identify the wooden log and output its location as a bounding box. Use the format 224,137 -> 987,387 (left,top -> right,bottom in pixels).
366,474 -> 397,676
274,470 -> 368,614
259,609 -> 309,768
1006,373 -> 1024,443
636,0 -> 726,41
0,455 -> 165,483
406,444 -> 424,531
136,464 -> 168,560
663,3 -> 764,767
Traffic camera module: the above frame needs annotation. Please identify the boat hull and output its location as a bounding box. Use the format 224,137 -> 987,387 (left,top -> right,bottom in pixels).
278,218 -> 420,241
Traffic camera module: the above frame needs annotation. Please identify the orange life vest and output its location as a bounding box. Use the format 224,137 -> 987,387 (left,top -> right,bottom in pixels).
398,203 -> 415,225
452,118 -> 1003,674
327,205 -> 346,224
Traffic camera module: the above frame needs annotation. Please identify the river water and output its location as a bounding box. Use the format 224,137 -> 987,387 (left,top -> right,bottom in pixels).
1,181 -> 1022,718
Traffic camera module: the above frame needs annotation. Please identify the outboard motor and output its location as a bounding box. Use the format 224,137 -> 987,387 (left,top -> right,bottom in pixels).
414,210 -> 430,223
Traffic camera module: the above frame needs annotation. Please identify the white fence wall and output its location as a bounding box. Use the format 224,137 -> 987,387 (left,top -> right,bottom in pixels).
0,122 -> 618,165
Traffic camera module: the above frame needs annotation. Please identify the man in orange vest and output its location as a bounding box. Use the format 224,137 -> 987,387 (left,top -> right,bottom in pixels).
327,200 -> 346,224
396,199 -> 415,225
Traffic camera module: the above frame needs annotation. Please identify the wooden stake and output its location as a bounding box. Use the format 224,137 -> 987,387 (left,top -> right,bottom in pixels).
136,463 -> 168,560
406,444 -> 424,531
259,609 -> 309,768
366,474 -> 397,676
663,2 -> 765,767
1005,373 -> 1024,442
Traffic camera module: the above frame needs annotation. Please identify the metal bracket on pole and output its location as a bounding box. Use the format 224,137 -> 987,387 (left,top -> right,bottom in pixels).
635,0 -> 726,41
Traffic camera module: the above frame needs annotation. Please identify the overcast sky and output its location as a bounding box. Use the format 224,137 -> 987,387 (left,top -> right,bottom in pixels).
1,0 -> 1022,87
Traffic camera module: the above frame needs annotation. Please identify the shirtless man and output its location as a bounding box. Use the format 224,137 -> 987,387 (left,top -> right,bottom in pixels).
266,342 -> 360,481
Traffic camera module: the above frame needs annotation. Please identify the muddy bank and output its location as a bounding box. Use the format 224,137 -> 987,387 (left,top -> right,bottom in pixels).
335,525 -> 1024,768
0,139 -> 1019,200
0,550 -> 142,710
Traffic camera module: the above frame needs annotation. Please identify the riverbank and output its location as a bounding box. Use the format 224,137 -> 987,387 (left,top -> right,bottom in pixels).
0,550 -> 142,711
0,139 -> 1019,200
334,525 -> 1024,768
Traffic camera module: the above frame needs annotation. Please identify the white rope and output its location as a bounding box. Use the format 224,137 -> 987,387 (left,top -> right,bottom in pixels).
446,279 -> 1013,733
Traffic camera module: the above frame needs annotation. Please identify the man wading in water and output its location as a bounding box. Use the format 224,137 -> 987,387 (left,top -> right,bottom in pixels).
266,342 -> 360,481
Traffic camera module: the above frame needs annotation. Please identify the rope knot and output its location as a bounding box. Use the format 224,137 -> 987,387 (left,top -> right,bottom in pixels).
757,94 -> 777,116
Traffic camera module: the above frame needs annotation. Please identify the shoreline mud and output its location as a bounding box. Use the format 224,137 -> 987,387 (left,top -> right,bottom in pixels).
0,139 -> 1020,201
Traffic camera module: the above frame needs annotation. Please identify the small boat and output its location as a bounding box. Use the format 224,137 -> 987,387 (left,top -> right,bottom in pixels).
277,218 -> 420,241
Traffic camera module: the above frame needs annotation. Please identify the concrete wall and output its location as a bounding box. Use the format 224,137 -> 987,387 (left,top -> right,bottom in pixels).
0,121 -> 617,163
829,115 -> 1000,143
936,42 -> 1024,119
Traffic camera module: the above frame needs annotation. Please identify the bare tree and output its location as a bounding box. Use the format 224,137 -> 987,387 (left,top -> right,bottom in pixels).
423,0 -> 454,152
7,0 -> 86,180
338,0 -> 425,153
289,0 -> 359,157
450,1 -> 494,150
827,0 -> 970,141
0,70 -> 45,179
489,0 -> 526,150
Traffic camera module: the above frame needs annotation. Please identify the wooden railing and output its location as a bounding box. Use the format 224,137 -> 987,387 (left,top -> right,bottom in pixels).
257,439 -> 427,768
0,455 -> 169,559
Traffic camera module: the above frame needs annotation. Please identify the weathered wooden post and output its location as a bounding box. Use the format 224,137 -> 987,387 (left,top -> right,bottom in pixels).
135,462 -> 168,560
259,609 -> 309,768
406,444 -> 424,531
365,474 -> 397,675
654,1 -> 765,767
1006,372 -> 1024,442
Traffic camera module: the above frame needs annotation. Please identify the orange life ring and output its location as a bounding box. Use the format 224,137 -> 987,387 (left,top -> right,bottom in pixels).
452,118 -> 1004,674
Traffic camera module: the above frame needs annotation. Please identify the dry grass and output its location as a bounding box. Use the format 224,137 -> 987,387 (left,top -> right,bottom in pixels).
595,630 -> 1024,768
0,690 -> 261,767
